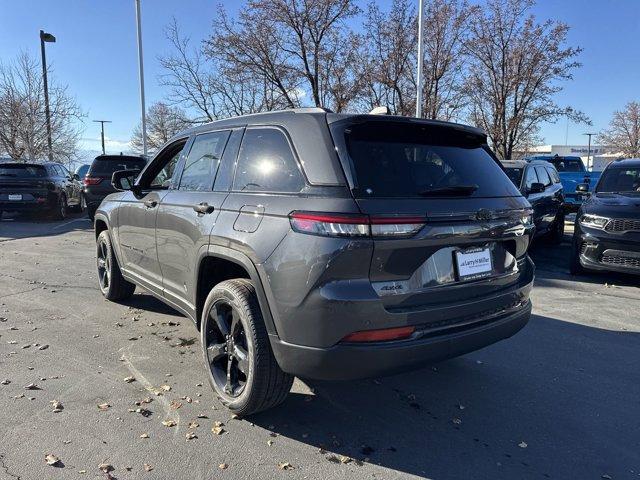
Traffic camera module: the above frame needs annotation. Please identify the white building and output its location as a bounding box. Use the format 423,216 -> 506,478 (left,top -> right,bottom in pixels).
517,144 -> 622,171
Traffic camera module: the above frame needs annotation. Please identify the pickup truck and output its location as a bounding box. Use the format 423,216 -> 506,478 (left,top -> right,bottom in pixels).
525,155 -> 601,211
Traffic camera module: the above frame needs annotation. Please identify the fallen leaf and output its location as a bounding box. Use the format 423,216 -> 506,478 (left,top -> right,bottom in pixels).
97,403 -> 111,411
98,463 -> 113,473
267,440 -> 274,446
170,401 -> 182,410
186,431 -> 197,440
50,400 -> 63,412
1,379 -> 10,385
339,455 -> 352,464
143,463 -> 153,472
518,441 -> 528,449
78,469 -> 86,474
162,419 -> 177,427
45,454 -> 61,466
124,376 -> 135,383
278,462 -> 294,470
25,383 -> 41,390
181,396 -> 193,403
189,422 -> 199,429
212,426 -> 225,435
218,463 -> 228,470
38,344 -> 49,350
452,418 -> 462,425
140,433 -> 149,439
160,385 -> 171,391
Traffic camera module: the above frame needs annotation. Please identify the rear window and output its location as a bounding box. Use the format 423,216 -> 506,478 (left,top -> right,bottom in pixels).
538,157 -> 583,172
333,122 -> 521,198
0,164 -> 47,178
89,156 -> 146,176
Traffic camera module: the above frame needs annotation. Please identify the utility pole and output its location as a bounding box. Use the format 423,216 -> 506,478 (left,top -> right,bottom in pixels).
134,0 -> 147,157
415,0 -> 424,118
39,30 -> 56,161
93,120 -> 112,155
583,132 -> 596,171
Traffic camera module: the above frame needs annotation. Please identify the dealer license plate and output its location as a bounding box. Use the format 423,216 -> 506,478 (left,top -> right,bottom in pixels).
455,247 -> 493,281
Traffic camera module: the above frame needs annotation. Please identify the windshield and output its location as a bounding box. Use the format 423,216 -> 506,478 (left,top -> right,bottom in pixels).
596,167 -> 640,193
504,167 -> 523,186
0,164 -> 47,178
89,157 -> 146,176
332,121 -> 521,198
75,164 -> 90,178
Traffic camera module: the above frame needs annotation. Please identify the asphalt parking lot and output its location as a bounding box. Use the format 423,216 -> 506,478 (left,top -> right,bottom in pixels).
0,214 -> 638,480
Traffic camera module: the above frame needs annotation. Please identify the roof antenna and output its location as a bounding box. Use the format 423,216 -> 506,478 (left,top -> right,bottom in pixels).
369,106 -> 390,115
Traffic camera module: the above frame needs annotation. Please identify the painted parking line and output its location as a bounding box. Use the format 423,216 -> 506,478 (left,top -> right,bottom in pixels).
52,217 -> 91,230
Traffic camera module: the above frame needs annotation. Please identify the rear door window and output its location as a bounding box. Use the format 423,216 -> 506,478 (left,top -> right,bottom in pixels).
179,131 -> 230,191
535,166 -> 552,186
233,128 -> 305,193
332,121 -> 521,198
546,167 -> 560,184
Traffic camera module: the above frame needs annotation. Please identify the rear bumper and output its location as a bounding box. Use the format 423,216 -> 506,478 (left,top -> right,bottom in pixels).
270,301 -> 531,380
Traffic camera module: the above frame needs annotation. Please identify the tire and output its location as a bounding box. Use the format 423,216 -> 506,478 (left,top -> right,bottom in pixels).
569,238 -> 585,275
201,279 -> 293,416
548,210 -> 565,244
96,230 -> 136,300
52,194 -> 67,220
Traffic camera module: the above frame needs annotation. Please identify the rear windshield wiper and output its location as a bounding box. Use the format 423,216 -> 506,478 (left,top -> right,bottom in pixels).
418,184 -> 478,196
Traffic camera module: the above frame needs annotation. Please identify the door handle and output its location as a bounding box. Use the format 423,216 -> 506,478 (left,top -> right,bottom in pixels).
193,202 -> 214,214
144,199 -> 158,209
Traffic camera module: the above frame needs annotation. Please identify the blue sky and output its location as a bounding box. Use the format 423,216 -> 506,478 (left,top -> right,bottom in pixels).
1,0 -> 638,159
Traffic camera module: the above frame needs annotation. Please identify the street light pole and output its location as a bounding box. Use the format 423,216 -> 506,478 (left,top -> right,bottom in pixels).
583,132 -> 596,171
134,0 -> 148,157
39,30 -> 56,162
415,0 -> 425,118
93,120 -> 112,155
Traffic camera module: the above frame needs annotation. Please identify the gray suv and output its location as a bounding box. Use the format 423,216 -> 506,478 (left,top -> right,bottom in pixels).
95,108 -> 535,415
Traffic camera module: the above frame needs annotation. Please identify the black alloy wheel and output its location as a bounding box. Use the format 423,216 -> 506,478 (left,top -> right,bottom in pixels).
205,300 -> 250,398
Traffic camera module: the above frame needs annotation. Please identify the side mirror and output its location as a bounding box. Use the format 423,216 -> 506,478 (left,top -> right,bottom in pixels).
576,183 -> 589,193
112,169 -> 140,192
527,182 -> 545,195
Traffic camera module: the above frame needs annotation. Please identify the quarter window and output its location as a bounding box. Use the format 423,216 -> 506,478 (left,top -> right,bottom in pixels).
179,131 -> 230,191
233,128 -> 304,193
524,167 -> 539,190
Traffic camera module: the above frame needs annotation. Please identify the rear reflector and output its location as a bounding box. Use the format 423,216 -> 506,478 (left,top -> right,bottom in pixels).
289,211 -> 425,238
342,326 -> 415,343
83,177 -> 103,186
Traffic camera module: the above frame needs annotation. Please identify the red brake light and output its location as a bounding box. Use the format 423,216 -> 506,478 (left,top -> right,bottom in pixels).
83,177 -> 103,186
342,326 -> 415,343
289,211 -> 426,238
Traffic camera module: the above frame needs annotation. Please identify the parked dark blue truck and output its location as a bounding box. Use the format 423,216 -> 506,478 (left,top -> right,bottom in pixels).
526,155 -> 601,211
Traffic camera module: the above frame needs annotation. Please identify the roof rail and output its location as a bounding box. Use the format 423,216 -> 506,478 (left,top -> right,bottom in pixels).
291,107 -> 334,114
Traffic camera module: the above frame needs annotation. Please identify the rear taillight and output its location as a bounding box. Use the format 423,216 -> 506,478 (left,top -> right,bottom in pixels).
342,326 -> 415,342
289,211 -> 425,238
83,177 -> 102,186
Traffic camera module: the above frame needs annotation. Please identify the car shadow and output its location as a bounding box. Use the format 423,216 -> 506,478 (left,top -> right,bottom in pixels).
250,315 -> 639,479
0,211 -> 91,241
120,293 -> 183,317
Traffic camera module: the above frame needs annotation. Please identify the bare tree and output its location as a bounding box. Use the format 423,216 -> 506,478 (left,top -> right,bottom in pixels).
131,102 -> 192,153
420,0 -> 473,120
598,101 -> 640,158
359,0 -> 417,116
464,0 -> 588,159
0,52 -> 83,162
206,0 -> 360,112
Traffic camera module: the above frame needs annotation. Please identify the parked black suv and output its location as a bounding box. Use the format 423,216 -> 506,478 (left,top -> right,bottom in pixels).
0,162 -> 82,220
501,159 -> 565,242
83,154 -> 146,220
570,158 -> 640,275
95,109 -> 535,415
